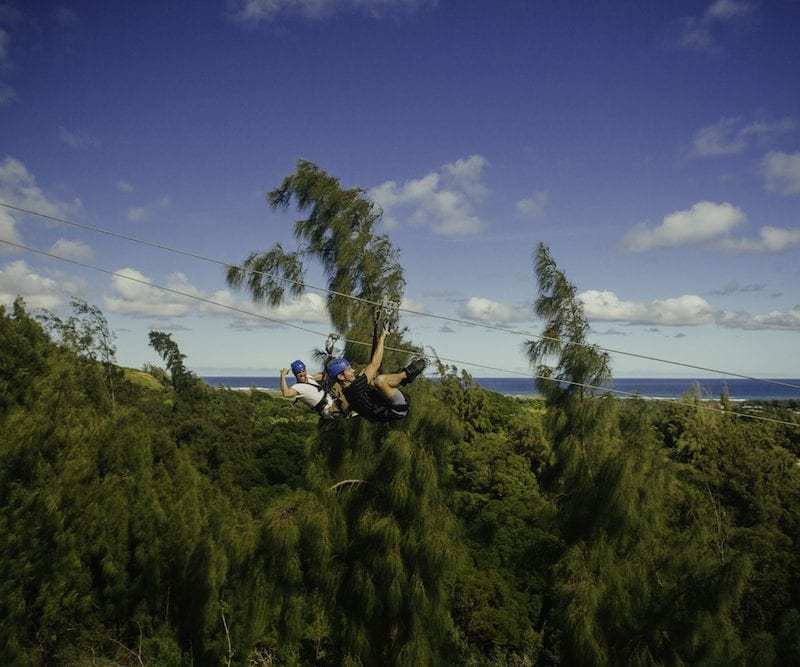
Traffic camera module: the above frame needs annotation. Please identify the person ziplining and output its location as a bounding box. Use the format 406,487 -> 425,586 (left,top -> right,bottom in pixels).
279,334 -> 345,420
326,322 -> 426,423
280,359 -> 338,420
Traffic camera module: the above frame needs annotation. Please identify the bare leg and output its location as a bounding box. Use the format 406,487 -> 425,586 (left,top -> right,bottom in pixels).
373,371 -> 407,400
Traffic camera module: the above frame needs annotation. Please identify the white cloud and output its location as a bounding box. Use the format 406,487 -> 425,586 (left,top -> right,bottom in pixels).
263,292 -> 329,323
126,195 -> 170,222
0,259 -> 86,310
706,0 -> 755,20
48,238 -> 93,262
104,266 -> 329,324
105,269 -> 246,320
671,17 -> 715,52
229,0 -> 436,23
579,290 -> 715,326
0,156 -> 80,218
580,289 -> 800,332
718,226 -> 800,253
693,118 -> 743,155
104,268 -> 194,318
58,125 -> 100,149
400,296 -> 428,315
442,154 -> 489,199
621,201 -> 746,251
126,207 -> 149,222
369,155 -> 488,235
456,296 -> 528,323
692,117 -> 795,156
516,191 -> 548,218
224,292 -> 330,330
761,151 -> 800,195
0,157 -> 81,253
117,180 -> 135,193
0,260 -> 61,309
717,306 -> 800,331
669,0 -> 757,53
0,207 -> 23,251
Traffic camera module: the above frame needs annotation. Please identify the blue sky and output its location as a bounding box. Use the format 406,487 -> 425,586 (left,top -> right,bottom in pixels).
1,0 -> 799,379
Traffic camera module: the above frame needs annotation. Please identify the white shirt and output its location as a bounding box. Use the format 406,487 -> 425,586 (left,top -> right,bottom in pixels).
292,378 -> 334,416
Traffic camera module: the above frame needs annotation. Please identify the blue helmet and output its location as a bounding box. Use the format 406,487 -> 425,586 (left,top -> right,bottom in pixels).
326,357 -> 350,379
290,360 -> 306,375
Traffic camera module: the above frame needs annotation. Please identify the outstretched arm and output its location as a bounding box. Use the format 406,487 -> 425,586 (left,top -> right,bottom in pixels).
362,328 -> 387,381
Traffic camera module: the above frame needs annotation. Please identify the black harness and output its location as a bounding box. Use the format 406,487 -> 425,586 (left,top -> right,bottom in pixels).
343,374 -> 408,423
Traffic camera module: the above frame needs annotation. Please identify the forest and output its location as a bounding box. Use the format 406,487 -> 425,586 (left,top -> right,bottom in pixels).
2,161 -> 800,666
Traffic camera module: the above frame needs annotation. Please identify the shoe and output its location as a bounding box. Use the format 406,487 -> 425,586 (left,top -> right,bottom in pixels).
400,357 -> 427,385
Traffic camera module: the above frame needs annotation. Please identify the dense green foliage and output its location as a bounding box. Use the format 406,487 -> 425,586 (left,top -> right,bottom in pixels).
1,298 -> 800,665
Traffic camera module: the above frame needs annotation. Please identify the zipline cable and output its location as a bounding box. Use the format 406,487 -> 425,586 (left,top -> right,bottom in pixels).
2,237 -> 798,430
2,201 -> 799,392
0,239 -> 798,427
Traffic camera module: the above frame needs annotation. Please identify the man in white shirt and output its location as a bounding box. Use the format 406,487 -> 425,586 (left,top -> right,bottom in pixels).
279,359 -> 336,419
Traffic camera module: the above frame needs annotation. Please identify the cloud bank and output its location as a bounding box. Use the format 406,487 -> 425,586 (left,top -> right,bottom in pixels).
0,259 -> 86,310
454,296 -> 535,325
452,289 -> 800,333
580,290 -> 715,326
103,267 -> 330,325
580,289 -> 800,332
621,201 -> 800,254
621,201 -> 746,251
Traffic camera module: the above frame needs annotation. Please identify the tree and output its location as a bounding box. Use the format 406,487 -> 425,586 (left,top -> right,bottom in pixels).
148,330 -> 201,398
318,382 -> 463,664
0,301 -> 259,665
39,297 -> 120,406
526,242 -> 615,535
662,400 -> 800,663
223,162 -> 460,664
526,243 -> 748,665
226,159 -> 408,365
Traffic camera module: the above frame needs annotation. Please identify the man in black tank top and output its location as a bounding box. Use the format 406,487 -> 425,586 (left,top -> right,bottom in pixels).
326,328 -> 426,423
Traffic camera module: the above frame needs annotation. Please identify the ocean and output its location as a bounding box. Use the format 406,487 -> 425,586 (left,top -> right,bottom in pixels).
202,376 -> 800,401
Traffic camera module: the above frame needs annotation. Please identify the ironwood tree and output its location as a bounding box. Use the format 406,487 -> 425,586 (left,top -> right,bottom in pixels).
526,242 -> 749,665
226,159 -> 408,367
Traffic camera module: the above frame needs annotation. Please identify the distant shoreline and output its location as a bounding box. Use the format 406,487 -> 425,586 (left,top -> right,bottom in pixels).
202,376 -> 800,402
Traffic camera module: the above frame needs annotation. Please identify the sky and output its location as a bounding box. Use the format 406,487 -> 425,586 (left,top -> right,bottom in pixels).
1,0 -> 799,380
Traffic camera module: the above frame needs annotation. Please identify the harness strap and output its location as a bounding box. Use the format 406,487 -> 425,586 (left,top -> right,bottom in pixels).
311,393 -> 329,414
343,375 -> 408,423
295,381 -> 330,415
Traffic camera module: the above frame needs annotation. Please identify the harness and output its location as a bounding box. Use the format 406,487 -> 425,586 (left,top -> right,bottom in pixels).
295,380 -> 332,417
343,374 -> 408,423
